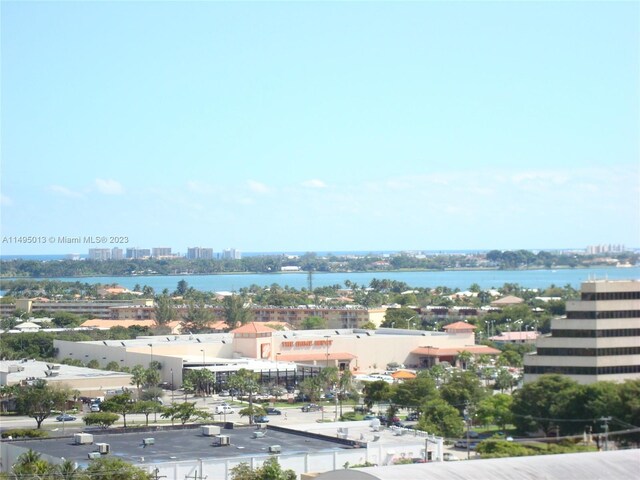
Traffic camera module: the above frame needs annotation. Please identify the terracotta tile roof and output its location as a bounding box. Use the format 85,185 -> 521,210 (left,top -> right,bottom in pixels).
80,319 -> 156,328
391,370 -> 417,379
490,295 -> 524,306
230,322 -> 276,334
443,321 -> 476,331
411,345 -> 501,356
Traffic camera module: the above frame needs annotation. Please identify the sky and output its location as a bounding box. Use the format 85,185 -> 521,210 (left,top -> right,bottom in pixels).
1,1 -> 638,255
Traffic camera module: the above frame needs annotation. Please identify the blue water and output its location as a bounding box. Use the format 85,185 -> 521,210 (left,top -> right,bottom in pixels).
6,267 -> 638,292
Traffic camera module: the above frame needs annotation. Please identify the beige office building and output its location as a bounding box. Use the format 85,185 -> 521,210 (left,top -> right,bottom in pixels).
524,279 -> 640,384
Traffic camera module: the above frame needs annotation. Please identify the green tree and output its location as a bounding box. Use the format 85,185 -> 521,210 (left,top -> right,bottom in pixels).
182,300 -> 214,333
83,412 -> 120,429
238,404 -> 266,423
298,377 -> 323,403
511,374 -> 580,435
223,294 -> 252,327
184,368 -> 216,397
417,397 -> 464,438
381,307 -> 418,328
494,369 -> 516,393
84,457 -> 152,480
130,365 -> 147,396
227,369 -> 260,423
15,379 -> 71,429
300,316 -> 327,330
440,370 -> 489,414
455,350 -> 474,370
392,372 -> 438,409
161,401 -> 209,425
134,400 -> 163,426
476,393 -> 513,432
10,449 -> 54,477
175,279 -> 189,296
154,294 -> 175,326
362,380 -> 392,410
100,392 -> 135,428
230,457 -> 296,480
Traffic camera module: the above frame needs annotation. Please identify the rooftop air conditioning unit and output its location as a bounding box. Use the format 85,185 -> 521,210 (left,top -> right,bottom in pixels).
74,433 -> 93,445
202,425 -> 220,436
268,445 -> 281,454
96,443 -> 110,454
142,438 -> 155,446
214,435 -> 230,446
88,452 -> 101,460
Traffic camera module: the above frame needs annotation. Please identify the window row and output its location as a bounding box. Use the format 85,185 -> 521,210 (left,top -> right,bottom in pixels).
581,291 -> 640,301
551,329 -> 640,338
566,310 -> 640,320
537,346 -> 640,357
525,364 -> 640,375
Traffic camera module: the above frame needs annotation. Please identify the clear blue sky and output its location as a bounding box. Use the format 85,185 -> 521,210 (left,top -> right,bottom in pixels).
1,1 -> 638,255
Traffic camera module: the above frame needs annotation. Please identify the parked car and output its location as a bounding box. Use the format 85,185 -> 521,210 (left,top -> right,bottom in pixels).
218,390 -> 230,397
265,407 -> 282,415
214,405 -> 235,414
406,412 -> 419,421
301,403 -> 322,412
56,414 -> 77,422
253,415 -> 269,423
90,404 -> 101,412
443,452 -> 460,461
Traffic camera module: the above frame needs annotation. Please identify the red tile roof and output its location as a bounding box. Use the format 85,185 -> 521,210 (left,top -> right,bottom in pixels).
411,345 -> 501,356
443,321 -> 476,331
230,322 -> 276,334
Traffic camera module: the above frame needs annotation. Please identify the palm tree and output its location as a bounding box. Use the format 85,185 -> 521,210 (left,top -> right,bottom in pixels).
456,350 -> 474,370
227,369 -> 260,424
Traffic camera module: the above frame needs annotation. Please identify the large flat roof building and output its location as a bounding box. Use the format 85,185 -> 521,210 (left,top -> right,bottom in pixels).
524,279 -> 640,384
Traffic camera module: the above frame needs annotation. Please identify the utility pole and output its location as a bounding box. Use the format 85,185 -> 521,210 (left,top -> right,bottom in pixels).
464,402 -> 471,460
600,417 -> 611,451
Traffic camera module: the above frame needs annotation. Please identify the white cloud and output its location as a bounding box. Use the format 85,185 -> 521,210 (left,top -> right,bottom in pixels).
95,178 -> 124,195
0,194 -> 12,206
247,180 -> 271,194
186,181 -> 217,195
48,185 -> 83,198
301,179 -> 327,188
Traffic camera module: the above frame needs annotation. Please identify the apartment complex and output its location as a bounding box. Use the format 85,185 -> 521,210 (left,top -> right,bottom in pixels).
186,247 -> 214,259
524,279 -> 640,384
4,298 -> 155,320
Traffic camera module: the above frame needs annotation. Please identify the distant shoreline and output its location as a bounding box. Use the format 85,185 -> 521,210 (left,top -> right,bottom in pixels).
0,264 -> 623,281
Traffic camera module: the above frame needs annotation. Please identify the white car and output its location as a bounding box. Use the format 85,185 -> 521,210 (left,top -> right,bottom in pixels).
90,404 -> 100,412
214,405 -> 234,414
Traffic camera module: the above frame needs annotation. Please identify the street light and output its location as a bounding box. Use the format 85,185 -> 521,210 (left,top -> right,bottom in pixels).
148,343 -> 153,367
171,368 -> 175,405
406,315 -> 417,329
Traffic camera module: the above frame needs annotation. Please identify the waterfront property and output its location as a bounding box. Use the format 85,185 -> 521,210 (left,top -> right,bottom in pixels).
524,279 -> 640,384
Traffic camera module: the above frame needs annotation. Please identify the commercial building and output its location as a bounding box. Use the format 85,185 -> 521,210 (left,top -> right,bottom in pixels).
524,279 -> 640,384
0,359 -> 132,396
54,323 -> 499,392
0,420 -> 443,479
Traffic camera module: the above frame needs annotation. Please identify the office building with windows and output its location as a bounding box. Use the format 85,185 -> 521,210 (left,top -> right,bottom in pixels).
524,279 -> 640,384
